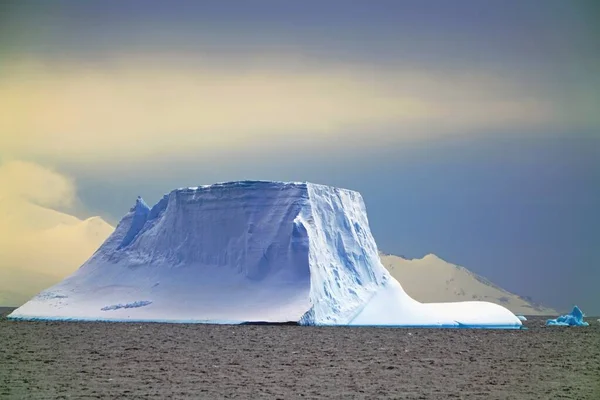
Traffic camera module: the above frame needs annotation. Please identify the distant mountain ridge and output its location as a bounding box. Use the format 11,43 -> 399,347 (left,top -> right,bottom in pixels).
0,201 -> 114,306
379,252 -> 557,315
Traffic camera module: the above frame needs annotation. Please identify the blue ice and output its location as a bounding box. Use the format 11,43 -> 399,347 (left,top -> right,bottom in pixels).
546,306 -> 589,327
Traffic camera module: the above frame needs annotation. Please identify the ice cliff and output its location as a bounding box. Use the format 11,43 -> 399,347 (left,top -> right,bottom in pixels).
9,181 -> 521,328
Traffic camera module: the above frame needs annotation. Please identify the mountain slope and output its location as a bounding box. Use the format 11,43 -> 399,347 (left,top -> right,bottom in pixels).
0,198 -> 82,230
380,252 -> 556,315
0,200 -> 113,305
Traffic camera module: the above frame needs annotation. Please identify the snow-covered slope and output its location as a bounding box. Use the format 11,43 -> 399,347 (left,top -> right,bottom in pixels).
380,253 -> 557,315
0,198 -> 82,231
9,181 -> 521,328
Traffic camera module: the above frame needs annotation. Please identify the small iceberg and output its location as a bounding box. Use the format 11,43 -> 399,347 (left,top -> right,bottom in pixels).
516,315 -> 527,321
546,306 -> 589,327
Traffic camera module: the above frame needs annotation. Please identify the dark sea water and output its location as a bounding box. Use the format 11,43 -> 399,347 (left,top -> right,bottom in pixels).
1,309 -> 599,399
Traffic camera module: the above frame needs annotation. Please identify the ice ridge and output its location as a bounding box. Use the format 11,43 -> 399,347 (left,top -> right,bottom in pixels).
117,197 -> 150,249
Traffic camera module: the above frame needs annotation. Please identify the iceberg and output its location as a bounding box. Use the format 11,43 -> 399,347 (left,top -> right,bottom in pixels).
9,181 -> 521,328
546,306 -> 589,327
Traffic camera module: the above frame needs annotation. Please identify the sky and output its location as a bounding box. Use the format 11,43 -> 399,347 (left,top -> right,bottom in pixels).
0,0 -> 599,313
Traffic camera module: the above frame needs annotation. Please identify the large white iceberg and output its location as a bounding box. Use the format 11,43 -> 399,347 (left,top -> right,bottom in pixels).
9,181 -> 521,328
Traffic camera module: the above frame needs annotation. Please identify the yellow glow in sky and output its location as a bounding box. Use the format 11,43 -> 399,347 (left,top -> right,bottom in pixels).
0,57 -> 558,167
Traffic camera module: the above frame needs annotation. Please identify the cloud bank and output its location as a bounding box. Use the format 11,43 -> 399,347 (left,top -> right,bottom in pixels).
0,57 -> 570,169
0,160 -> 75,209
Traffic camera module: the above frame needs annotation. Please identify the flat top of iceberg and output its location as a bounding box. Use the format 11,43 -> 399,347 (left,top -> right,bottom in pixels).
177,180 -> 305,191
172,180 -> 356,196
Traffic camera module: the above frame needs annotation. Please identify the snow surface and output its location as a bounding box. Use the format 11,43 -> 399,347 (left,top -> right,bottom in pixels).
546,306 -> 589,327
9,181 -> 521,328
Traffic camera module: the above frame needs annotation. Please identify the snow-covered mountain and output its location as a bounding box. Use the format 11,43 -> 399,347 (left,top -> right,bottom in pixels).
0,199 -> 113,306
380,253 -> 557,315
9,181 -> 520,328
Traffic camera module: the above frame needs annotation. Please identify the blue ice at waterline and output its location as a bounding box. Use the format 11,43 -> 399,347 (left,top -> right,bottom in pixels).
546,306 -> 589,327
8,181 -> 522,329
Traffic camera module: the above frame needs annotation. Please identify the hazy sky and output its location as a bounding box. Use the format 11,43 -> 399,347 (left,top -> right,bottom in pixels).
1,1 -> 599,313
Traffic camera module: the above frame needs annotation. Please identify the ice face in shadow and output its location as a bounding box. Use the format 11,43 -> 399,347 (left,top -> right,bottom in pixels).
9,181 -> 521,328
546,306 -> 589,327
